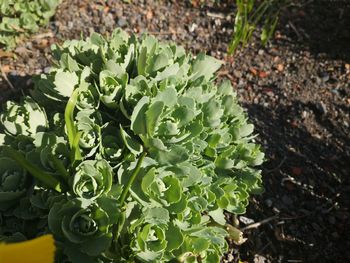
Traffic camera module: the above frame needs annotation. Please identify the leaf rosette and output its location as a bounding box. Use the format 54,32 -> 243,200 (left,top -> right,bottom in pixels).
71,160 -> 113,200
26,132 -> 70,173
76,112 -> 101,158
48,197 -> 120,262
0,157 -> 30,211
97,124 -> 125,165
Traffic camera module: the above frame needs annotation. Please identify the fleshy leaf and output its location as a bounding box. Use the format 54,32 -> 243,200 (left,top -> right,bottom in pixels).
144,207 -> 170,225
131,96 -> 149,135
146,101 -> 164,136
54,71 -> 79,97
191,53 -> 223,81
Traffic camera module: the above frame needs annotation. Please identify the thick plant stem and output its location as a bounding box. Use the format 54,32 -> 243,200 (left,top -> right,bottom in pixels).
113,152 -> 147,246
64,88 -> 82,163
119,152 -> 147,206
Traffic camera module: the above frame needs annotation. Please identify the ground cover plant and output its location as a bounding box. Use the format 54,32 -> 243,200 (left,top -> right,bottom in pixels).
0,29 -> 264,262
0,0 -> 61,50
0,28 -> 264,262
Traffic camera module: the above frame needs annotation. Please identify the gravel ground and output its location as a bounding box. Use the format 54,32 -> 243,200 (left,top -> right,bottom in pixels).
0,0 -> 349,262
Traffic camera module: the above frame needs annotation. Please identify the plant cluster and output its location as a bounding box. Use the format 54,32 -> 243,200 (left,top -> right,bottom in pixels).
0,0 -> 61,50
0,29 -> 264,262
190,0 -> 289,53
229,0 -> 291,53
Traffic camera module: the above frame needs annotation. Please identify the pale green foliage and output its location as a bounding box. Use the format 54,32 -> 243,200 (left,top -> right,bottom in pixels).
0,29 -> 264,262
71,160 -> 113,200
0,97 -> 48,137
0,0 -> 61,50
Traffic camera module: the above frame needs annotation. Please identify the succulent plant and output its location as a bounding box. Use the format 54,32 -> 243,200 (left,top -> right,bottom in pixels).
0,28 -> 264,262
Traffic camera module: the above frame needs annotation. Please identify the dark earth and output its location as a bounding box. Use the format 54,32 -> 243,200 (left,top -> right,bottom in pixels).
0,0 -> 349,262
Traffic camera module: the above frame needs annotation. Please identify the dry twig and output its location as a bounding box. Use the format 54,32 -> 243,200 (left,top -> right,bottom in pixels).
0,62 -> 15,90
241,215 -> 279,231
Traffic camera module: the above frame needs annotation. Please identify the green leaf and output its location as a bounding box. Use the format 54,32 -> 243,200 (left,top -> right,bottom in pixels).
208,208 -> 226,225
147,53 -> 169,74
155,63 -> 180,81
48,153 -> 69,183
4,147 -> 62,192
80,234 -> 112,256
172,106 -> 195,127
145,207 -> 169,225
60,53 -> 80,72
141,168 -> 156,195
168,195 -> 188,214
215,157 -> 235,169
54,71 -> 79,97
163,176 -> 182,204
203,99 -> 223,128
191,53 -> 223,81
131,96 -> 149,135
120,126 -> 143,155
154,87 -> 177,108
151,145 -> 189,165
239,124 -> 254,137
137,250 -> 161,262
146,101 -> 164,136
192,237 -> 210,253
191,227 -> 228,248
90,32 -> 105,45
138,47 -> 147,76
165,223 -> 184,251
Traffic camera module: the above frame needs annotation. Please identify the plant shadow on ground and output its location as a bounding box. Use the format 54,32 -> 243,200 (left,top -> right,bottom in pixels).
0,74 -> 33,104
277,0 -> 350,61
194,0 -> 350,61
239,101 -> 350,262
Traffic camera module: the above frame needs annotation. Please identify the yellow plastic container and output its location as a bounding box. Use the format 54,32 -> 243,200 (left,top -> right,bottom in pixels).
0,234 -> 55,263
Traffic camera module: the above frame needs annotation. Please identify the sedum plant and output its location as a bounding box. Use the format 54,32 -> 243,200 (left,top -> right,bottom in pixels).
0,0 -> 61,50
0,28 -> 264,262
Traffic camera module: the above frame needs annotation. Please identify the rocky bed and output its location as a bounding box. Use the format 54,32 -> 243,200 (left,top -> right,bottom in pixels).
0,0 -> 349,262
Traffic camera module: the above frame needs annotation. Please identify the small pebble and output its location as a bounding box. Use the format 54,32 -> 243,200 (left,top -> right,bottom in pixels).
319,72 -> 330,82
239,216 -> 255,225
302,110 -> 308,119
277,63 -> 284,72
117,18 -> 127,27
265,199 -> 273,207
233,69 -> 242,78
318,102 -> 328,115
